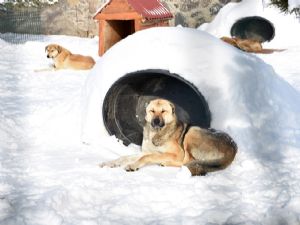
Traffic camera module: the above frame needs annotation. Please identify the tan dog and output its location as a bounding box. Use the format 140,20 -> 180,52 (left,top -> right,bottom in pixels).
221,36 -> 285,54
45,44 -> 95,70
100,99 -> 237,176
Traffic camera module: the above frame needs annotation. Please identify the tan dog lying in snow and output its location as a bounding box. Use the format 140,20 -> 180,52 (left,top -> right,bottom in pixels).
221,36 -> 285,54
45,44 -> 95,70
100,99 -> 237,176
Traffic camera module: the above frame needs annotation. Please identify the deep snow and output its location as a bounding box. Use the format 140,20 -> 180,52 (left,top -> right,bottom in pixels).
1,0 -> 300,225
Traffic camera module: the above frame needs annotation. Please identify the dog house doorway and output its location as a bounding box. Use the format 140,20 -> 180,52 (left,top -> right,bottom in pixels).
103,69 -> 211,146
104,20 -> 135,53
93,0 -> 173,56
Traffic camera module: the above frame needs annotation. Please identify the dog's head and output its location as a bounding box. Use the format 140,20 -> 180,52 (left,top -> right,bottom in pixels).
145,99 -> 175,130
45,44 -> 62,59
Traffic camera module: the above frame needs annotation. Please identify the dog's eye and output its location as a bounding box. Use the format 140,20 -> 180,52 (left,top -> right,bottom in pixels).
161,110 -> 166,113
150,110 -> 155,113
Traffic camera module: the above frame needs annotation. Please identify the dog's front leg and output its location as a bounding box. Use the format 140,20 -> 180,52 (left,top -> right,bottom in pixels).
125,152 -> 183,172
99,154 -> 141,168
34,67 -> 56,72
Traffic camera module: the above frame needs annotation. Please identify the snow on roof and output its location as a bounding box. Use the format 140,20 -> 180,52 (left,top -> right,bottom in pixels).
93,0 -> 110,18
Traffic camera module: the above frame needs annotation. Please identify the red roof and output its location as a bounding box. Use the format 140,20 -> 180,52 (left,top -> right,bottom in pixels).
128,0 -> 173,20
95,0 -> 173,20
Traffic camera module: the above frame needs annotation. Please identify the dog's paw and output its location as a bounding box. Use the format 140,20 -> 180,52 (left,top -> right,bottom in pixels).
99,162 -> 108,168
124,164 -> 139,172
99,161 -> 119,168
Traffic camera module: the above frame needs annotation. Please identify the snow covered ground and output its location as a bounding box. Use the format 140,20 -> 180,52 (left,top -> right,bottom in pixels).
0,0 -> 300,225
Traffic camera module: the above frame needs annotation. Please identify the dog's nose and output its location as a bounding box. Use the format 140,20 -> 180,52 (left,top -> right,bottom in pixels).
151,117 -> 165,128
47,55 -> 50,58
153,118 -> 160,126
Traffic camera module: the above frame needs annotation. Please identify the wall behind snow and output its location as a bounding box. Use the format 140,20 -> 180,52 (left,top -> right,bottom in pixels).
0,0 -> 101,37
162,0 -> 241,28
0,0 -> 240,37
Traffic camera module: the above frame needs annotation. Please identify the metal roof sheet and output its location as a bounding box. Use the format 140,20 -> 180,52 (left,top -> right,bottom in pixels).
128,0 -> 172,20
94,0 -> 172,20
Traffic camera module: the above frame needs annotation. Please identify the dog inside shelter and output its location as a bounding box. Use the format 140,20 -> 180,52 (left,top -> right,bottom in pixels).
1,0 -> 300,224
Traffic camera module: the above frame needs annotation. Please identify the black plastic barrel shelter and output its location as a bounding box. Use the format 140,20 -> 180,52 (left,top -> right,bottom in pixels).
230,16 -> 275,43
103,69 -> 211,146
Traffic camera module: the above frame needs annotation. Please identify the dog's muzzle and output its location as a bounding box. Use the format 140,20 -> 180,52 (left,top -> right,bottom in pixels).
151,117 -> 165,129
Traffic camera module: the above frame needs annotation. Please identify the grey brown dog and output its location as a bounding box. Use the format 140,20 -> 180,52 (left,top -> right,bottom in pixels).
45,44 -> 95,70
100,99 -> 237,176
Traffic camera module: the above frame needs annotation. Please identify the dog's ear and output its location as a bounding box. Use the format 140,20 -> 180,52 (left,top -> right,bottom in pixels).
145,101 -> 150,109
56,45 -> 62,53
169,102 -> 175,114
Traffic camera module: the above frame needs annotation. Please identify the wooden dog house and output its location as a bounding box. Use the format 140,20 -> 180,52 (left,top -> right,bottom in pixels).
93,0 -> 173,56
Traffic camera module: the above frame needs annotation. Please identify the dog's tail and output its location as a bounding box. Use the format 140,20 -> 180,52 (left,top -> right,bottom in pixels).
255,48 -> 286,54
185,131 -> 238,176
185,158 -> 233,176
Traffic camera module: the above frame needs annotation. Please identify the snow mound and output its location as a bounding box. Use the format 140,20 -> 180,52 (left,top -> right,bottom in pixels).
83,26 -> 300,154
80,26 -> 300,223
199,0 -> 300,47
